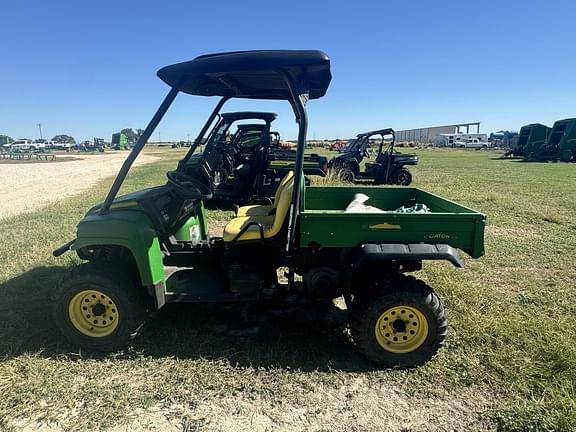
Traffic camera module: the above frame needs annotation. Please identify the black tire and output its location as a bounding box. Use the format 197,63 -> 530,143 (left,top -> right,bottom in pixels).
393,169 -> 412,186
349,275 -> 447,368
52,262 -> 149,352
338,167 -> 355,182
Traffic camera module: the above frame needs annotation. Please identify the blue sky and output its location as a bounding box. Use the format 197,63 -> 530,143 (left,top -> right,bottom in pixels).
1,0 -> 575,141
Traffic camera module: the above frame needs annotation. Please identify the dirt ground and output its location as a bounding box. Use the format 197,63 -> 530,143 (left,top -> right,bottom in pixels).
0,152 -> 158,220
11,383 -> 494,432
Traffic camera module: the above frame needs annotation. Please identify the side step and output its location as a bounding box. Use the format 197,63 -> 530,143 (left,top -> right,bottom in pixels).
164,267 -> 253,303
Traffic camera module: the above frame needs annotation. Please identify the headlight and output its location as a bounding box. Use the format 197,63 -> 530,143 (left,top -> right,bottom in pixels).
189,225 -> 201,245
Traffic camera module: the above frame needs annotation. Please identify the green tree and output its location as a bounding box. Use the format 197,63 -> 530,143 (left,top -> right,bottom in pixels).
0,135 -> 14,145
51,134 -> 76,144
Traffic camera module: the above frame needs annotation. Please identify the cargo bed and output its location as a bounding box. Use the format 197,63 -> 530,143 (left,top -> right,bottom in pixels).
300,186 -> 486,258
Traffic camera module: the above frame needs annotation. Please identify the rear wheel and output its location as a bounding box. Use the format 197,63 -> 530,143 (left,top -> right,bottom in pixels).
392,169 -> 412,186
349,276 -> 447,368
338,167 -> 355,182
52,262 -> 148,352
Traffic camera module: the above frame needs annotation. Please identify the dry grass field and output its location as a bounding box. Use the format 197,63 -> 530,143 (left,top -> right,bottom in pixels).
0,148 -> 575,431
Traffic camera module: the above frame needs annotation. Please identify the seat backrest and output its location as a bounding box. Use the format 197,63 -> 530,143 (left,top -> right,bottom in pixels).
269,177 -> 294,236
273,171 -> 294,208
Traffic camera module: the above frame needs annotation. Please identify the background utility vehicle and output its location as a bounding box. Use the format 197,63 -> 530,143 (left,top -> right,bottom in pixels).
329,128 -> 418,185
52,50 -> 486,368
185,111 -> 327,205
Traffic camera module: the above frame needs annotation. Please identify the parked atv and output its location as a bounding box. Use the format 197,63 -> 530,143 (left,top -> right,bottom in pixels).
184,111 -> 327,205
52,50 -> 485,368
329,128 -> 418,185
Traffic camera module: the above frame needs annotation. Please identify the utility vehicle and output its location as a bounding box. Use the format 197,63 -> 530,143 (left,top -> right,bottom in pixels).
184,110 -> 327,204
52,50 -> 486,367
329,128 -> 418,185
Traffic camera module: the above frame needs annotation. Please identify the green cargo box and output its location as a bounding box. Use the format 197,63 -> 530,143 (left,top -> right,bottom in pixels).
300,187 -> 486,258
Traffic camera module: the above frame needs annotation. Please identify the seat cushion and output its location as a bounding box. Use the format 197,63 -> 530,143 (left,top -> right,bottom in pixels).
236,204 -> 273,217
223,216 -> 274,242
235,171 -> 294,217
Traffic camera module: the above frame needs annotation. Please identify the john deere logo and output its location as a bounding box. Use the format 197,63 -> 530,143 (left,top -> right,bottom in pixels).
369,223 -> 401,230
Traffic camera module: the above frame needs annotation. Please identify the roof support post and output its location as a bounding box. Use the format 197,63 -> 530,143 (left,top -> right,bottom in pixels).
179,96 -> 229,168
99,84 -> 182,215
280,71 -> 309,258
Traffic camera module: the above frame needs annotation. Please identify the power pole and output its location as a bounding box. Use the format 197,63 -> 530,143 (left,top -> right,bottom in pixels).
37,123 -> 43,140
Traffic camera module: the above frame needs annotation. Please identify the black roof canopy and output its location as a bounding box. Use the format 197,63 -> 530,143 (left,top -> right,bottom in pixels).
157,50 -> 331,100
220,112 -> 277,123
357,128 -> 394,137
235,124 -> 270,131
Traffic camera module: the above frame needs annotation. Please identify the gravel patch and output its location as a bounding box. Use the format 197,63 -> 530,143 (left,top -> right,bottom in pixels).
0,152 -> 158,220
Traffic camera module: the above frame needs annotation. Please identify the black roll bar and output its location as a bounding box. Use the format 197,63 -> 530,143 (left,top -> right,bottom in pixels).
280,71 -> 309,257
178,96 -> 229,169
99,84 -> 182,215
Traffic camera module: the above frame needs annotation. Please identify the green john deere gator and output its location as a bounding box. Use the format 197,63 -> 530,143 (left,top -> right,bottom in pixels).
52,50 -> 486,368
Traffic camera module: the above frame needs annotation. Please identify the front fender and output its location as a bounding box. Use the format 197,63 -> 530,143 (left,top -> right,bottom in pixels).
71,211 -> 165,286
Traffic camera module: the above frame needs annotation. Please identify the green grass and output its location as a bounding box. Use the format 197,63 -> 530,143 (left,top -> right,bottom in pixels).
1,148 -> 576,430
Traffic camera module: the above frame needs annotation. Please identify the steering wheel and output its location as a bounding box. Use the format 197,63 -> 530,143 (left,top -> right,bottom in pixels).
166,171 -> 213,200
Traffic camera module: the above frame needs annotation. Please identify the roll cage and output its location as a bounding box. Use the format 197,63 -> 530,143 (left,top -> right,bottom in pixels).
346,128 -> 396,161
98,50 -> 332,258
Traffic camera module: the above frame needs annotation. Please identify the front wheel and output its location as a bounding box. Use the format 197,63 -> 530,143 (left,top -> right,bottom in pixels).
392,169 -> 412,186
349,276 -> 447,368
52,262 -> 149,352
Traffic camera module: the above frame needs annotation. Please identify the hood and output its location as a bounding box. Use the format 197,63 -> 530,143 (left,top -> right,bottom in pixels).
87,187 -> 162,215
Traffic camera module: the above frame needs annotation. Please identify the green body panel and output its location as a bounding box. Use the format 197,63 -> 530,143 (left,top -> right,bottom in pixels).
72,211 -> 165,286
73,190 -> 208,286
300,186 -> 486,258
174,201 -> 208,241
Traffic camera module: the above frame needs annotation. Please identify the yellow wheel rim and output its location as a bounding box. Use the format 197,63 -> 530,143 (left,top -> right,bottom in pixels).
68,290 -> 119,337
375,305 -> 429,353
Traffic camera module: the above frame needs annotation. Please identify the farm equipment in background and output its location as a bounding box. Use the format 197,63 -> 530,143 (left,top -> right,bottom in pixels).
490,131 -> 518,149
502,124 -> 550,158
329,140 -> 347,152
112,132 -> 129,150
78,138 -> 105,152
329,128 -> 418,185
529,118 -> 576,162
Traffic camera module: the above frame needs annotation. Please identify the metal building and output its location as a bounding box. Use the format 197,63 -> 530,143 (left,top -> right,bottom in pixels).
395,122 -> 481,144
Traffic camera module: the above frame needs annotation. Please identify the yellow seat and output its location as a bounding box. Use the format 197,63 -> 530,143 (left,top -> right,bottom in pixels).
236,171 -> 294,217
223,176 -> 294,242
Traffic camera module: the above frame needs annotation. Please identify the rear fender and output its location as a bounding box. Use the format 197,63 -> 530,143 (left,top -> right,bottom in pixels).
350,243 -> 464,270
